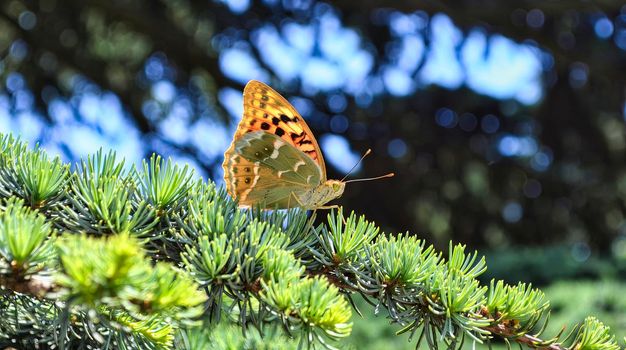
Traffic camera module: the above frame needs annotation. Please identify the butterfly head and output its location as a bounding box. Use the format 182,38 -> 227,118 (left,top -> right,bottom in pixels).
323,179 -> 346,199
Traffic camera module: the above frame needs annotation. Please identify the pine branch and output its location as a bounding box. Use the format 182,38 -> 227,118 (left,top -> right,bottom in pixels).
0,133 -> 620,350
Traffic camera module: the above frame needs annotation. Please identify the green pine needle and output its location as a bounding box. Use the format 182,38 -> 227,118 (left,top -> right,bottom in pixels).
486,280 -> 548,326
55,233 -> 147,306
15,148 -> 69,208
136,154 -> 194,213
56,233 -> 206,321
61,150 -> 158,236
315,208 -> 380,266
298,276 -> 353,339
182,233 -> 238,285
572,317 -> 620,350
368,233 -> 440,287
108,309 -> 176,349
0,198 -> 55,273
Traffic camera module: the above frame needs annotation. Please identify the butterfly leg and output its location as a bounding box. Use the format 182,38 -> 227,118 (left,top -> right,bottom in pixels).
317,205 -> 346,224
290,193 -> 321,226
317,205 -> 340,210
309,209 -> 318,226
288,192 -> 306,209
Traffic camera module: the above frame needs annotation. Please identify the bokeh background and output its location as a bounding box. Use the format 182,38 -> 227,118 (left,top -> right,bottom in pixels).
1,0 -> 625,347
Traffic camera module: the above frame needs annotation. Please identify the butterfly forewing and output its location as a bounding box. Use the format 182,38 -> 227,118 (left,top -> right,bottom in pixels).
240,80 -> 327,180
224,131 -> 323,208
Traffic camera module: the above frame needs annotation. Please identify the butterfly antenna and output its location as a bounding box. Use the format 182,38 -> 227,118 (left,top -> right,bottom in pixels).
340,149 -> 372,182
344,172 -> 395,184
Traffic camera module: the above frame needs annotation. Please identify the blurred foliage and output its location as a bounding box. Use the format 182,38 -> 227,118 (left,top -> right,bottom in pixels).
0,0 -> 624,252
481,246 -> 626,285
545,280 -> 626,339
178,323 -> 303,350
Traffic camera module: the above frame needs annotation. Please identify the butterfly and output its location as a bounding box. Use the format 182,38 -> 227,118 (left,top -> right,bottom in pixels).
222,80 -> 393,210
222,80 -> 347,210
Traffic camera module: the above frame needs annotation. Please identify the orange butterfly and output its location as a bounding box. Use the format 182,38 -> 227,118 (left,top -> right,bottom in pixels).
222,80 -> 392,210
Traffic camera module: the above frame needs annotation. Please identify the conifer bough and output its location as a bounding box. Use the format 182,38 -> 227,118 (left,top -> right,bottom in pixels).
0,134 -> 619,350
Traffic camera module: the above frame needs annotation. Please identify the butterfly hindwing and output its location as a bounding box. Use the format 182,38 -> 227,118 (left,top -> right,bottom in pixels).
240,80 -> 327,180
224,131 -> 323,208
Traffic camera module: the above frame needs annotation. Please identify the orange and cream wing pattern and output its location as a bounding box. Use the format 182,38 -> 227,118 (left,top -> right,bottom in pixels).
222,131 -> 323,208
231,80 -> 327,180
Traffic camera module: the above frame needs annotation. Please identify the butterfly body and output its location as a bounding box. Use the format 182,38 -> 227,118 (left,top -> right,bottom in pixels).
298,179 -> 345,210
222,81 -> 344,210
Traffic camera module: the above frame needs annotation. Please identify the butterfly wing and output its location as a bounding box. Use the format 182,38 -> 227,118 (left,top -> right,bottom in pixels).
235,80 -> 327,180
223,131 -> 323,209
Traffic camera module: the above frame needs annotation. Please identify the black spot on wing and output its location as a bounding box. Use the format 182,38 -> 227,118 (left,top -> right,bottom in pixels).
272,117 -> 280,125
275,127 -> 285,137
280,114 -> 291,123
261,122 -> 270,130
298,140 -> 313,145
